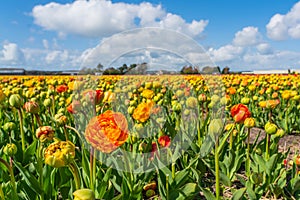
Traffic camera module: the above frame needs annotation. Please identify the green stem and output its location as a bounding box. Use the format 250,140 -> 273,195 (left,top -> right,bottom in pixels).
197,121 -> 201,147
89,147 -> 96,191
63,126 -> 69,141
166,174 -> 169,200
69,162 -> 81,190
51,95 -> 55,116
0,183 -> 4,200
0,158 -> 18,199
171,162 -> 175,179
246,128 -> 251,177
229,131 -> 233,150
17,108 -> 25,152
265,133 -> 270,160
65,125 -> 82,141
215,136 -> 220,200
38,142 -> 44,200
229,122 -> 236,150
34,114 -> 42,127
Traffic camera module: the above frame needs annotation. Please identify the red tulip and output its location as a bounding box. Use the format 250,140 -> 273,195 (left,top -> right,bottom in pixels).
230,104 -> 251,123
158,135 -> 171,147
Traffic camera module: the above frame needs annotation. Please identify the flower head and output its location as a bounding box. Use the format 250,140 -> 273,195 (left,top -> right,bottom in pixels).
85,110 -> 128,153
73,189 -> 95,200
56,85 -> 68,93
230,104 -> 251,123
67,100 -> 81,114
132,101 -> 154,123
158,135 -> 171,147
36,126 -> 55,143
24,101 -> 40,114
141,89 -> 155,99
44,140 -> 75,168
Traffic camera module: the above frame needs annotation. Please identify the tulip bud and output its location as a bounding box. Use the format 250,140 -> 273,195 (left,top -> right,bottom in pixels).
0,90 -> 6,102
24,101 -> 40,114
198,94 -> 206,102
252,96 -> 258,101
3,143 -> 17,156
224,123 -> 235,131
172,102 -> 181,112
73,189 -> 95,200
294,155 -> 300,167
3,122 -> 16,132
43,99 -> 52,107
127,106 -> 135,115
9,94 -> 23,108
36,126 -> 55,143
186,97 -> 198,109
145,189 -> 156,198
264,122 -> 277,135
244,117 -> 255,128
250,172 -> 263,185
208,119 -> 224,138
211,95 -> 220,103
275,129 -> 285,138
241,97 -> 250,104
54,113 -> 68,126
183,109 -> 190,116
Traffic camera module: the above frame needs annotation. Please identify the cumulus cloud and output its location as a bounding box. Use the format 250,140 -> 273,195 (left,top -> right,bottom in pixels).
233,26 -> 262,46
256,43 -> 273,55
0,43 -> 25,65
76,28 -> 213,71
208,45 -> 244,62
266,1 -> 300,40
32,0 -> 208,38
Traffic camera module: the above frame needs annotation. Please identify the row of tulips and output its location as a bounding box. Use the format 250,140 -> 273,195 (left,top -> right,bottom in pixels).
0,74 -> 299,199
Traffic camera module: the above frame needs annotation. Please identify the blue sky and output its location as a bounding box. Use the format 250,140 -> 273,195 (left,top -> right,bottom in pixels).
1,0 -> 300,71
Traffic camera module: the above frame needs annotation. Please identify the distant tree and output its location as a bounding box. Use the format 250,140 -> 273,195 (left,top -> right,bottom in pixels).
96,63 -> 104,72
180,66 -> 199,74
202,66 -> 220,74
222,66 -> 230,74
118,64 -> 128,74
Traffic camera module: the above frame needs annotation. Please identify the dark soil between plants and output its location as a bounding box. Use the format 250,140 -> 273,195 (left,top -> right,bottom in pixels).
249,127 -> 300,161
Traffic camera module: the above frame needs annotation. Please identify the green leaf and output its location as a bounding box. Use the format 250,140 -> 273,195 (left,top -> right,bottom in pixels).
24,140 -> 37,161
169,183 -> 200,200
14,161 -> 44,195
219,170 -> 231,187
200,134 -> 214,158
266,154 -> 278,175
246,181 -> 256,200
172,168 -> 190,189
253,154 -> 267,174
232,187 -> 246,200
97,168 -> 112,198
201,187 -> 215,199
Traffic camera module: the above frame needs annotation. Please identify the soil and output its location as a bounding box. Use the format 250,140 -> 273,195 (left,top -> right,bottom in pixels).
249,127 -> 300,162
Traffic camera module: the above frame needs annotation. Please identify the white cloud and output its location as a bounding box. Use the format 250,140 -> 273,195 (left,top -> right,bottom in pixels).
266,1 -> 300,40
0,43 -> 25,65
233,26 -> 262,46
32,0 -> 208,38
43,39 -> 49,49
208,45 -> 244,62
77,28 -> 213,70
256,43 -> 273,55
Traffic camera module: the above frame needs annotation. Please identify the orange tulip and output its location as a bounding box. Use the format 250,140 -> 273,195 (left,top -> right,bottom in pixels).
230,104 -> 251,123
85,110 -> 128,153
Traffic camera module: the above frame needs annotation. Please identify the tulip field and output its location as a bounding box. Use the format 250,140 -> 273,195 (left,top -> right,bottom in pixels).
1,74 -> 300,200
